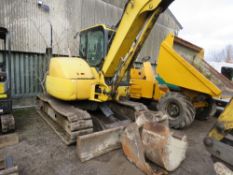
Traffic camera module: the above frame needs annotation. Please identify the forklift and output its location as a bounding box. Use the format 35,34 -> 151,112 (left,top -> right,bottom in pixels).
0,27 -> 15,134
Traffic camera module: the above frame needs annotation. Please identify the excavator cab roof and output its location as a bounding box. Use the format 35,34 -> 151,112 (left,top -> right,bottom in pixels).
80,24 -> 115,33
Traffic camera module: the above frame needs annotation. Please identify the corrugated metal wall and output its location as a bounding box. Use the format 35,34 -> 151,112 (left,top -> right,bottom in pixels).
0,0 -> 123,55
102,0 -> 128,8
0,51 -> 158,98
0,51 -> 48,98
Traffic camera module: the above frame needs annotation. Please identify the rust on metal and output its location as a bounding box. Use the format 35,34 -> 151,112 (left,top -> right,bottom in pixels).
174,36 -> 202,53
142,123 -> 170,170
135,110 -> 168,127
142,122 -> 187,172
143,122 -> 168,133
121,123 -> 166,175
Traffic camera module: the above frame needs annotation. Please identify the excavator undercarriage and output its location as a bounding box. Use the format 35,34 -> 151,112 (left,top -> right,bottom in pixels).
37,94 -> 164,145
37,95 -> 94,145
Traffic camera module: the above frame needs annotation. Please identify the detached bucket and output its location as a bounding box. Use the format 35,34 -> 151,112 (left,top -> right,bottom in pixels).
142,122 -> 187,171
121,122 -> 187,174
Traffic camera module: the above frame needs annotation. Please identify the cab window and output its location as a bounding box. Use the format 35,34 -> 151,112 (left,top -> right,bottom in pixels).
79,33 -> 87,58
86,30 -> 104,66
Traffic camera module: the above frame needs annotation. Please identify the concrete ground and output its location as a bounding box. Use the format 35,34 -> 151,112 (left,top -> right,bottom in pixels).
0,108 -> 216,175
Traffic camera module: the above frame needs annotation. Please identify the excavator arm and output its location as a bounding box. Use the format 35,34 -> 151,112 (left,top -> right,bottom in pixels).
101,0 -> 174,90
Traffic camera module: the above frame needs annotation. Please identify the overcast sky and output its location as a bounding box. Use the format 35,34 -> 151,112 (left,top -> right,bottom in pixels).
170,0 -> 233,60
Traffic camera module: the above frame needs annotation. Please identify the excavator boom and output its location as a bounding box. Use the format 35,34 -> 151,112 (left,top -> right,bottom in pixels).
102,0 -> 174,89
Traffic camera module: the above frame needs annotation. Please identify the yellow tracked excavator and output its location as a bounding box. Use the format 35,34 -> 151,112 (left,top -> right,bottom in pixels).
37,0 -> 188,173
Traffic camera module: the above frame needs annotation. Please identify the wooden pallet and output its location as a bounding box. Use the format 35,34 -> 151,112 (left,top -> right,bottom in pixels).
0,133 -> 19,149
0,156 -> 18,175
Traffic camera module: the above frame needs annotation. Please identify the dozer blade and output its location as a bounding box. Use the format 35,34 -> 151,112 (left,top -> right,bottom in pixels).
77,126 -> 126,162
121,121 -> 187,174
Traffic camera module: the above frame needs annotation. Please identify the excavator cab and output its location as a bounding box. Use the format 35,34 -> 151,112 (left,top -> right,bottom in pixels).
79,25 -> 115,68
0,27 -> 15,133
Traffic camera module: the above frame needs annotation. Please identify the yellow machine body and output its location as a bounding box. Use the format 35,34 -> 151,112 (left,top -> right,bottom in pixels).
156,33 -> 222,98
0,83 -> 7,98
46,57 -> 130,101
204,99 -> 233,169
0,83 -> 5,94
208,99 -> 233,141
46,57 -> 96,101
129,61 -> 168,100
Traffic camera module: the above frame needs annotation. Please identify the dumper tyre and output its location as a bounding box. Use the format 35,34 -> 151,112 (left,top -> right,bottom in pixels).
158,92 -> 196,129
196,99 -> 217,120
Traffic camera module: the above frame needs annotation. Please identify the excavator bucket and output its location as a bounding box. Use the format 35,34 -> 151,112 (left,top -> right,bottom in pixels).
121,123 -> 159,175
77,110 -> 187,174
121,120 -> 187,174
142,122 -> 187,171
77,109 -> 167,163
